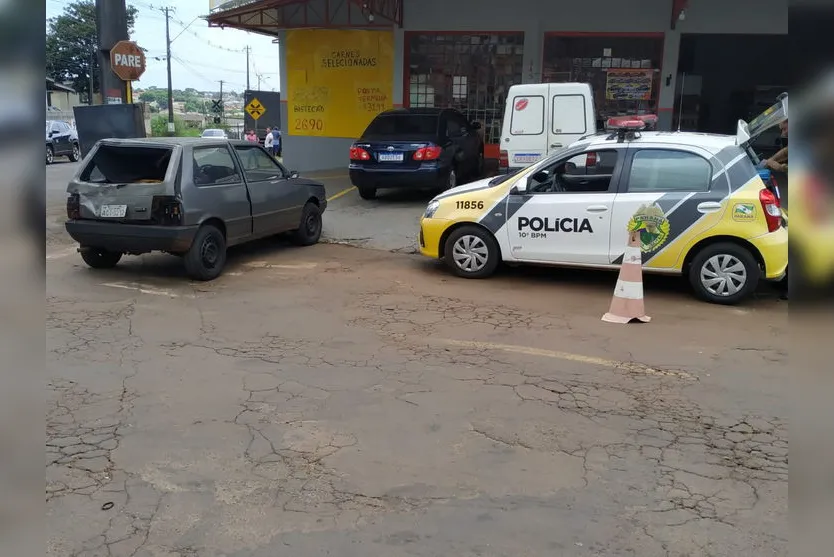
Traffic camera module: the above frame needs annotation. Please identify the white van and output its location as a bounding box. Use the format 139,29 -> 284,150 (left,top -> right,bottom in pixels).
499,82 -> 596,173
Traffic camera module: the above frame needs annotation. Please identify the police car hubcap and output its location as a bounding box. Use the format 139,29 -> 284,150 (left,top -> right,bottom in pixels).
701,254 -> 746,297
453,235 -> 488,272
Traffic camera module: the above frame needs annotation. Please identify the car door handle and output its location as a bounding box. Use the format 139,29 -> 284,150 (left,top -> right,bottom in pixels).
586,205 -> 609,213
696,201 -> 723,213
550,143 -> 563,148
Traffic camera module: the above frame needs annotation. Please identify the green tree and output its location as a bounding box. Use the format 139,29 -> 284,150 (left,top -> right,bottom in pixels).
46,1 -> 138,102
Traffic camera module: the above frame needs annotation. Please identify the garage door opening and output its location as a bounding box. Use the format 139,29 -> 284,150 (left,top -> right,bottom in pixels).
675,33 -> 790,158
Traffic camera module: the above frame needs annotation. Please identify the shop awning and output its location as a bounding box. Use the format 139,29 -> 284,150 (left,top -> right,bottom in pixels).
206,0 -> 403,35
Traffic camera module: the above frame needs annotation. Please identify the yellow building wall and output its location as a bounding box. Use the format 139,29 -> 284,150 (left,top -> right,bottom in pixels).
285,29 -> 395,139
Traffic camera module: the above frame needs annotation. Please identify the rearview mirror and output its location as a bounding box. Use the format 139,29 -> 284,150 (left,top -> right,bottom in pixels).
289,170 -> 299,179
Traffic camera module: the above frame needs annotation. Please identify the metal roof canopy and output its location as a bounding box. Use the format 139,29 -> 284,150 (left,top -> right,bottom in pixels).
206,0 -> 403,34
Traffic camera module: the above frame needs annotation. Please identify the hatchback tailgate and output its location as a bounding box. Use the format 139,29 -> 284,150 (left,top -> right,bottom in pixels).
68,142 -> 179,222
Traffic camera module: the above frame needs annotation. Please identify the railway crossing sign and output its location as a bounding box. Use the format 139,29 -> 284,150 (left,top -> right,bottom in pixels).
211,99 -> 223,114
245,98 -> 265,120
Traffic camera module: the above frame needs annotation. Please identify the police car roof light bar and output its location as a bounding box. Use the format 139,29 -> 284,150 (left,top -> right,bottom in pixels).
613,120 -> 646,143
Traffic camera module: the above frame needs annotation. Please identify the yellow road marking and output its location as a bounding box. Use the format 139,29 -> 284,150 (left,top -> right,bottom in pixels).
327,186 -> 356,201
315,174 -> 349,181
431,338 -> 696,380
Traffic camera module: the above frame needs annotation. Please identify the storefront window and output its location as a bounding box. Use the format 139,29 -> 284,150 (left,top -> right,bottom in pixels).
542,35 -> 663,127
406,33 -> 525,147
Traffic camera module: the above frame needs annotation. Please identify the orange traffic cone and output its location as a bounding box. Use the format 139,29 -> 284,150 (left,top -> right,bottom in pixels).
602,230 -> 651,324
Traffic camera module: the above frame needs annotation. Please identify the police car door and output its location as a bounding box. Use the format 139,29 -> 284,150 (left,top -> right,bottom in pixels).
506,147 -> 624,264
608,144 -> 721,268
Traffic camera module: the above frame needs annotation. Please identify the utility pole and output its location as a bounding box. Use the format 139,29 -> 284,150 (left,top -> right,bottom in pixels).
245,46 -> 251,91
89,50 -> 95,105
163,6 -> 175,135
218,80 -> 225,128
94,0 -> 128,103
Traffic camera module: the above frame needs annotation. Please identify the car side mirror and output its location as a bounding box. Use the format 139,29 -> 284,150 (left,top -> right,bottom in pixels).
510,182 -> 527,196
49,130 -> 57,137
289,170 -> 299,179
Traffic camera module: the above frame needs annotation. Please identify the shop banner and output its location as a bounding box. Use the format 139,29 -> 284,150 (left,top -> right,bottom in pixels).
285,29 -> 394,138
605,69 -> 654,101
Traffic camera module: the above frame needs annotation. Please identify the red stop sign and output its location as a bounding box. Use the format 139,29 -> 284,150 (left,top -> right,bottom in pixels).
110,40 -> 146,81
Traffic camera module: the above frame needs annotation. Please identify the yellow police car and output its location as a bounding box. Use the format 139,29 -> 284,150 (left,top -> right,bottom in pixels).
419,105 -> 788,305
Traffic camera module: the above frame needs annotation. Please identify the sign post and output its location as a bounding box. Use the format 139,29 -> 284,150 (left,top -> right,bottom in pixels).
245,97 -> 266,137
109,40 -> 146,104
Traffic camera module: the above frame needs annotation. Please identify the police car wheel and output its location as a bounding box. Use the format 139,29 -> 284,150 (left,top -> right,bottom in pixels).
688,243 -> 760,305
444,225 -> 499,279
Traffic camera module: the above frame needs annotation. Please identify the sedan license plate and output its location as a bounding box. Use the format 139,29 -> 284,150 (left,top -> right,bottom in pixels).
99,204 -> 127,218
378,152 -> 404,162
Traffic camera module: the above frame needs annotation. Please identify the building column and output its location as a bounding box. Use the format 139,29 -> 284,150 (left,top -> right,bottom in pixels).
277,30 -> 288,135
657,29 -> 681,131
393,27 -> 404,106
522,24 -> 543,84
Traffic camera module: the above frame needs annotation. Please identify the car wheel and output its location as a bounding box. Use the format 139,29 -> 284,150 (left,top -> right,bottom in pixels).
292,202 -> 322,246
184,224 -> 227,281
46,145 -> 54,165
69,142 -> 80,162
358,185 -> 377,200
80,247 -> 122,269
443,225 -> 500,279
688,242 -> 760,305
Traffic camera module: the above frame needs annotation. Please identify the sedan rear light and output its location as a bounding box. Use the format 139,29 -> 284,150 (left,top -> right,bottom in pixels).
413,145 -> 442,161
499,150 -> 509,168
66,193 -> 80,219
349,146 -> 371,161
759,188 -> 782,233
151,195 -> 182,226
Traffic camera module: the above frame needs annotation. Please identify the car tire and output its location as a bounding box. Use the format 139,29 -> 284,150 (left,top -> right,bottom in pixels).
69,142 -> 80,162
291,202 -> 322,246
358,185 -> 377,200
688,242 -> 760,305
46,145 -> 54,165
443,225 -> 500,279
80,247 -> 122,269
183,224 -> 227,281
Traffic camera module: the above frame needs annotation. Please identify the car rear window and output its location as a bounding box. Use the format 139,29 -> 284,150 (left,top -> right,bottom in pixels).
80,144 -> 173,184
361,114 -> 438,139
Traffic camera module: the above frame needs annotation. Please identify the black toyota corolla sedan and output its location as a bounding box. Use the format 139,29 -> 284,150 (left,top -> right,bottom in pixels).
348,107 -> 484,200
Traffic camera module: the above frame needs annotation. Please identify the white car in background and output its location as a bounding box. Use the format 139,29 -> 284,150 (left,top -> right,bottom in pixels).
200,128 -> 227,139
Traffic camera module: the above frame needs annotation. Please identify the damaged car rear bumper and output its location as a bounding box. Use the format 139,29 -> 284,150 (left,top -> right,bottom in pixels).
65,220 -> 198,254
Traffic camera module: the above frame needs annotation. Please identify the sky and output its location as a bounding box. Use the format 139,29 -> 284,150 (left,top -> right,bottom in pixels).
46,0 -> 282,93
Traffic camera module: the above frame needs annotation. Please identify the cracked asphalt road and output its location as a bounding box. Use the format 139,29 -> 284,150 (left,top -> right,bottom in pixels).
46,163 -> 787,556
47,242 -> 787,557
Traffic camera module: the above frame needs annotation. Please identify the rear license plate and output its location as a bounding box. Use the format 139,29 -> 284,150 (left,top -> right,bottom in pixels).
378,152 -> 404,162
99,204 -> 127,218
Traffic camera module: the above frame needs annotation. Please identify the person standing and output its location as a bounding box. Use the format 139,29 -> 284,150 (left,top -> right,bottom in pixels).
245,129 -> 258,142
264,126 -> 274,155
272,127 -> 282,160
